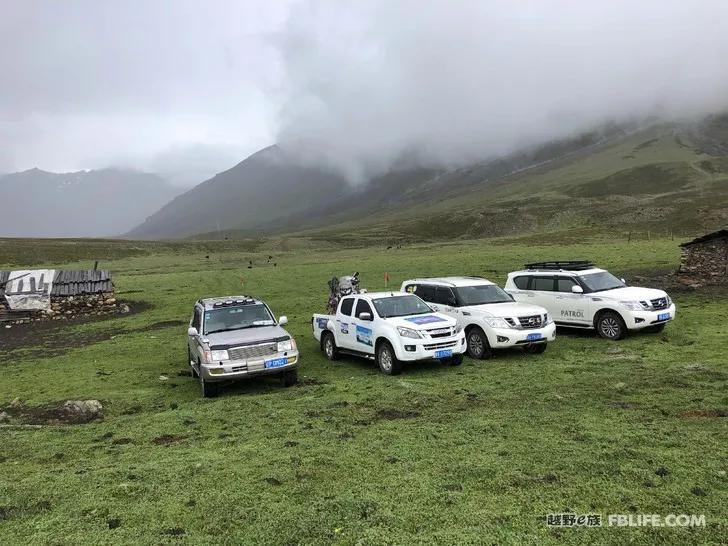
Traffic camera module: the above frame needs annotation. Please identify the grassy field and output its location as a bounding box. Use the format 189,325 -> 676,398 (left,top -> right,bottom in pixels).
0,237 -> 726,544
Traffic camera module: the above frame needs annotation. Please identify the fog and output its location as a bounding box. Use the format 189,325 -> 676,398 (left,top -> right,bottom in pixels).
2,1 -> 728,184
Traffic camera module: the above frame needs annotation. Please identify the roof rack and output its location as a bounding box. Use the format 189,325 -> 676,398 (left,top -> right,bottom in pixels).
524,261 -> 595,271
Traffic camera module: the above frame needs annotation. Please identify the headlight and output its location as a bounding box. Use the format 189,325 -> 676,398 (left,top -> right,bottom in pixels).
397,326 -> 422,339
620,301 -> 644,311
666,295 -> 672,306
543,313 -> 551,325
277,339 -> 295,352
205,349 -> 229,362
484,317 -> 510,329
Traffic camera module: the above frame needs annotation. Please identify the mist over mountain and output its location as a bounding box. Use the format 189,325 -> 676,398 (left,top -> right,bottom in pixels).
0,168 -> 179,238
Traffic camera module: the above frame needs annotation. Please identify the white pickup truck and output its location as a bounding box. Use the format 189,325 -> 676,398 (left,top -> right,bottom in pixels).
312,291 -> 466,375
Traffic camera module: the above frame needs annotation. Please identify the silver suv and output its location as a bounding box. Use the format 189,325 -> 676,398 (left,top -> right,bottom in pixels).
187,296 -> 299,397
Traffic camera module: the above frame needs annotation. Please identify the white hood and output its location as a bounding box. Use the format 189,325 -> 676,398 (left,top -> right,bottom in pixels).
464,301 -> 546,319
591,286 -> 668,302
386,313 -> 456,331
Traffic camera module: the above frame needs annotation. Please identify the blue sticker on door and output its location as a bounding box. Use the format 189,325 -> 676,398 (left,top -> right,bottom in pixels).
356,325 -> 373,346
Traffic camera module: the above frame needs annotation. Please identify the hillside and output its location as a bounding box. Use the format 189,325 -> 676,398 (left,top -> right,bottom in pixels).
127,116 -> 728,242
0,168 -> 178,238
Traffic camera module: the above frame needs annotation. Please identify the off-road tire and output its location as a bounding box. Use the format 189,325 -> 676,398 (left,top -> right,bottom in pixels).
200,373 -> 218,398
376,341 -> 402,375
446,354 -> 464,366
321,331 -> 339,361
596,311 -> 627,340
524,343 -> 547,354
280,370 -> 298,387
466,326 -> 492,359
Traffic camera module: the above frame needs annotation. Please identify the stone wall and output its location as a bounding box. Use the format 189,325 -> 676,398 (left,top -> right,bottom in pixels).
1,292 -> 129,325
678,238 -> 728,285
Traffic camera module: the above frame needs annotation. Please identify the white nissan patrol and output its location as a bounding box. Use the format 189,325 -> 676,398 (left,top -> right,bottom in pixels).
401,277 -> 556,358
504,261 -> 676,340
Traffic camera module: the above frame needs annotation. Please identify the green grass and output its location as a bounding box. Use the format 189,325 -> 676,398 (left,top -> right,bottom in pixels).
0,237 -> 726,544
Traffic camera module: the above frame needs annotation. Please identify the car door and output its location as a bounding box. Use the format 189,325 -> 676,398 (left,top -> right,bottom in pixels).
351,298 -> 376,355
555,276 -> 590,325
529,275 -> 558,315
430,286 -> 459,321
509,274 -> 537,304
335,297 -> 356,349
188,306 -> 203,362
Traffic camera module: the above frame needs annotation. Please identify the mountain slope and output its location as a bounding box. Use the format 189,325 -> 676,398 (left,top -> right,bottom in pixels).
0,168 -> 178,238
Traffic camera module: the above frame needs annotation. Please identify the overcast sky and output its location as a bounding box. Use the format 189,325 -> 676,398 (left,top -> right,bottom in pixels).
2,0 -> 728,185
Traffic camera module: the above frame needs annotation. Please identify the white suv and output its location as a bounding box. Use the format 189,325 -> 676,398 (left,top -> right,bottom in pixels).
401,277 -> 556,359
504,261 -> 676,340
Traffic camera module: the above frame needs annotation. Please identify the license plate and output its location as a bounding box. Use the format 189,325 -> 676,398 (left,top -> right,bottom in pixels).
265,357 -> 288,369
527,333 -> 543,341
434,349 -> 452,359
658,312 -> 671,321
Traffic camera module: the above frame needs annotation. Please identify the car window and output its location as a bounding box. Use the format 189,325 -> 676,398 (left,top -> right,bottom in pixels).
340,297 -> 354,316
513,276 -> 530,289
203,304 -> 274,334
433,286 -> 457,306
532,276 -> 555,291
355,299 -> 373,318
556,277 -> 578,292
372,295 -> 432,318
413,284 -> 435,302
454,285 -> 513,305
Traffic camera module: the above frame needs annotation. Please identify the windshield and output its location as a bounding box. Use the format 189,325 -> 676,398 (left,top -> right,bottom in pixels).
372,295 -> 432,318
454,285 -> 513,305
579,272 -> 625,292
203,304 -> 275,334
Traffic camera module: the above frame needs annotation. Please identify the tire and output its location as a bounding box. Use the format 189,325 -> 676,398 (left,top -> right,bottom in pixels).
199,373 -> 218,398
596,311 -> 627,340
524,342 -> 547,354
321,332 -> 339,361
376,341 -> 402,375
644,323 -> 666,334
466,326 -> 492,359
188,349 -> 199,378
446,354 -> 464,366
280,370 -> 298,387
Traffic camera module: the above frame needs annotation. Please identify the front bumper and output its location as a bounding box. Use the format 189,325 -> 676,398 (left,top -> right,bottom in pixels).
486,321 -> 557,348
626,304 -> 676,330
200,351 -> 299,382
395,332 -> 467,361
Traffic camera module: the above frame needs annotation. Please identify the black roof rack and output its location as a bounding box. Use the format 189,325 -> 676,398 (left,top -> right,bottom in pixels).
524,261 -> 595,271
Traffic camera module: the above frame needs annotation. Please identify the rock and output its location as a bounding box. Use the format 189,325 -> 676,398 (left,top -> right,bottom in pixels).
0,411 -> 10,423
10,397 -> 22,408
4,325 -> 10,329
63,399 -> 103,418
159,375 -> 169,381
120,304 -> 130,314
104,298 -> 117,305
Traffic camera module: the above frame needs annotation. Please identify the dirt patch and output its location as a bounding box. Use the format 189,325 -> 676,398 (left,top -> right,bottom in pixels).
679,409 -> 727,418
136,320 -> 187,332
0,300 -> 151,360
0,400 -> 103,425
376,408 -> 421,420
152,434 -> 187,445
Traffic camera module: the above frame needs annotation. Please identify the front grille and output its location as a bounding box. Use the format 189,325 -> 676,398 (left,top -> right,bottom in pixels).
228,342 -> 277,361
427,327 -> 453,338
518,315 -> 543,329
650,297 -> 668,310
231,365 -> 247,373
424,341 -> 457,350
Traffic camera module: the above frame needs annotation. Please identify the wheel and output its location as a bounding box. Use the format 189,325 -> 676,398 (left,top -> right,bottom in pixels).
188,349 -> 199,378
446,354 -> 463,366
466,326 -> 492,359
376,341 -> 402,375
644,323 -> 666,334
199,373 -> 218,398
321,332 -> 339,361
280,370 -> 298,387
596,311 -> 627,340
524,343 -> 547,354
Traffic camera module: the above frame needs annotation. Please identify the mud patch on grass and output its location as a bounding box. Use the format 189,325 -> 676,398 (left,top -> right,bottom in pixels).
679,409 -> 727,418
152,434 -> 187,445
136,320 -> 187,332
376,408 -> 421,420
0,400 -> 103,425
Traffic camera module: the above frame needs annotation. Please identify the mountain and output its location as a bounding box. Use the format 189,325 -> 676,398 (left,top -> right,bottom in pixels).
127,115 -> 728,242
0,168 -> 178,238
126,145 -> 350,239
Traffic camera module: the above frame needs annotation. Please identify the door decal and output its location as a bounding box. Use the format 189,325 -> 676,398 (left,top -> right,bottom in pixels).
355,325 -> 373,346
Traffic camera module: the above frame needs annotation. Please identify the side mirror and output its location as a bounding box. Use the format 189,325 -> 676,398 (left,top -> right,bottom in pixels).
571,285 -> 584,294
278,316 -> 288,326
620,278 -> 626,284
187,327 -> 198,337
358,312 -> 372,321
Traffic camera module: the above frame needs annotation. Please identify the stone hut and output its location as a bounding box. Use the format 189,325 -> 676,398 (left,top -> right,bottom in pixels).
678,229 -> 728,285
0,269 -> 118,324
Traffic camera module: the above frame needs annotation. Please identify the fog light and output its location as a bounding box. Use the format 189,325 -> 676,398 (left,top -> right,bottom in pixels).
404,345 -> 416,352
497,336 -> 509,343
635,318 -> 645,323
209,368 -> 224,375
